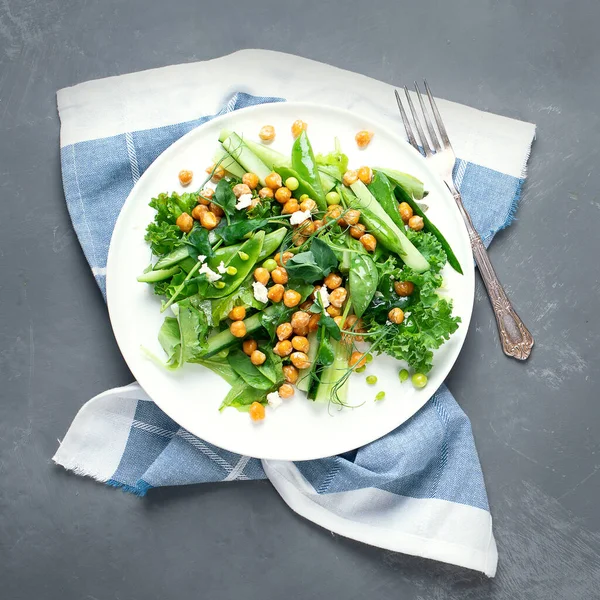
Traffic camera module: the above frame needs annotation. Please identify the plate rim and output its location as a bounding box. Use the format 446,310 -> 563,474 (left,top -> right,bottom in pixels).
106,100 -> 474,460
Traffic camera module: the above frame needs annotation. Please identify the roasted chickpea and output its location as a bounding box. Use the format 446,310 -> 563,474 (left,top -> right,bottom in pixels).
408,215 -> 424,231
229,305 -> 246,321
299,299 -> 313,311
206,164 -> 225,182
349,351 -> 367,369
324,272 -> 342,291
329,287 -> 348,308
394,281 -> 415,297
300,198 -> 317,213
279,383 -> 295,399
341,209 -> 361,227
271,267 -> 288,285
327,305 -> 341,317
313,219 -> 325,231
200,211 -> 218,230
259,187 -> 274,199
176,212 -> 193,233
349,223 -> 366,239
298,220 -> 316,237
292,230 -> 307,247
276,322 -> 293,341
275,251 -> 294,266
359,233 -> 377,252
308,313 -> 321,332
388,307 -> 405,324
230,320 -> 246,338
355,130 -> 374,148
282,365 -> 299,384
292,335 -> 310,353
249,401 -> 265,421
357,166 -> 373,184
275,186 -> 292,204
282,199 -> 300,214
267,284 -> 285,303
291,311 -> 311,335
192,205 -> 208,220
265,171 -> 283,190
233,183 -> 252,198
250,350 -> 267,366
399,202 -> 414,224
259,125 -> 275,142
209,202 -> 224,217
324,205 -> 342,223
178,169 -> 193,186
290,351 -> 311,369
198,188 -> 214,205
291,119 -> 307,138
344,314 -> 358,330
343,170 -> 359,186
254,267 -> 270,285
242,172 -> 259,190
283,289 -> 302,308
243,339 -> 258,356
273,340 -> 293,357
333,315 -> 345,328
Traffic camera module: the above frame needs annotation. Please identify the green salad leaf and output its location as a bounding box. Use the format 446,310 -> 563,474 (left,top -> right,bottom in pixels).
149,191 -> 197,225
219,381 -> 266,412
216,218 -> 269,246
316,138 -> 348,179
145,222 -> 182,256
186,225 -> 213,258
227,348 -> 277,390
212,179 -> 237,218
286,237 -> 339,282
157,317 -> 183,369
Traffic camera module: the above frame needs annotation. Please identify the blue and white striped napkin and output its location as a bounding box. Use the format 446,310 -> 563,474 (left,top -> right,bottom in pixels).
53,50 -> 536,577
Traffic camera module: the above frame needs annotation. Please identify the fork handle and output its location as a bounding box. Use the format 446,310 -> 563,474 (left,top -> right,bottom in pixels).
453,192 -> 534,360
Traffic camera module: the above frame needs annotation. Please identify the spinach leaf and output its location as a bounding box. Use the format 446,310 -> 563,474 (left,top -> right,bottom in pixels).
256,347 -> 284,385
285,251 -> 322,282
316,337 -> 335,366
219,381 -> 266,412
260,303 -> 293,340
211,276 -> 264,324
185,225 -> 213,257
310,238 -> 338,276
190,356 -> 241,386
227,349 -> 276,390
320,312 -> 342,341
212,179 -> 237,217
177,299 -> 209,362
216,218 -> 269,246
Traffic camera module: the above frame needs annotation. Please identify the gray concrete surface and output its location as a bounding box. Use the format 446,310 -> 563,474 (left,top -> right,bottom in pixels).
1,0 -> 599,598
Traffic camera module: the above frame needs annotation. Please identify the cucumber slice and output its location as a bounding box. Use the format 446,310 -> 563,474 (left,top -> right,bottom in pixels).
314,339 -> 350,403
222,133 -> 271,186
203,305 -> 279,357
213,146 -> 245,179
297,331 -> 319,392
374,167 -> 426,200
350,181 -> 430,272
243,139 -> 289,169
137,265 -> 181,283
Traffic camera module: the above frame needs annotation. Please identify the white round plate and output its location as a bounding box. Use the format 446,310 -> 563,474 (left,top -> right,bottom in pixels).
107,102 -> 474,461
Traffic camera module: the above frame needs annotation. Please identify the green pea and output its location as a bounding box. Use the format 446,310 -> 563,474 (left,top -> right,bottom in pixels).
262,258 -> 278,272
326,191 -> 340,205
285,177 -> 299,191
213,281 -> 226,289
238,251 -> 249,261
399,369 -> 409,383
411,373 -> 428,389
299,194 -> 310,202
366,375 -> 377,385
216,348 -> 230,359
355,366 -> 366,373
375,391 -> 386,401
226,266 -> 238,275
365,353 -> 373,363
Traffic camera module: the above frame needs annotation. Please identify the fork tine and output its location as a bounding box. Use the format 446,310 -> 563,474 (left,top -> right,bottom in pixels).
394,89 -> 420,153
415,81 -> 442,152
403,86 -> 433,156
424,80 -> 452,150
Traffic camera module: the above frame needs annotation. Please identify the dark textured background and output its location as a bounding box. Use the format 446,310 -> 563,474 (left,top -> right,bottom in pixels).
1,1 -> 599,598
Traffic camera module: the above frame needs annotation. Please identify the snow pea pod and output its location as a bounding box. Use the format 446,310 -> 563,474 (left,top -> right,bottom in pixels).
204,231 -> 265,299
349,254 -> 379,318
393,186 -> 463,275
291,131 -> 326,209
212,228 -> 286,265
273,165 -> 323,207
368,171 -> 405,230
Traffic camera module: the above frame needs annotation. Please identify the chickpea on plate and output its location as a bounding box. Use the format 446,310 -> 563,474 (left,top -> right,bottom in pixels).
138,121 -> 463,421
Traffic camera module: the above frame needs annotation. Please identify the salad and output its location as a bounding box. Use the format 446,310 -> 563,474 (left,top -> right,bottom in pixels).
138,121 -> 462,421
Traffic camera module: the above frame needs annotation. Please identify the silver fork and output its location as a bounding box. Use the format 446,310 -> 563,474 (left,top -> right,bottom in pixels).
395,82 -> 534,360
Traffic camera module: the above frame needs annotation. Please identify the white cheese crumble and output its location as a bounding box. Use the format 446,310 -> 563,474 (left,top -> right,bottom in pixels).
236,193 -> 253,210
289,210 -> 311,225
199,263 -> 221,282
216,261 -> 227,274
197,254 -> 207,263
267,391 -> 283,409
252,281 -> 269,303
318,285 -> 330,308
